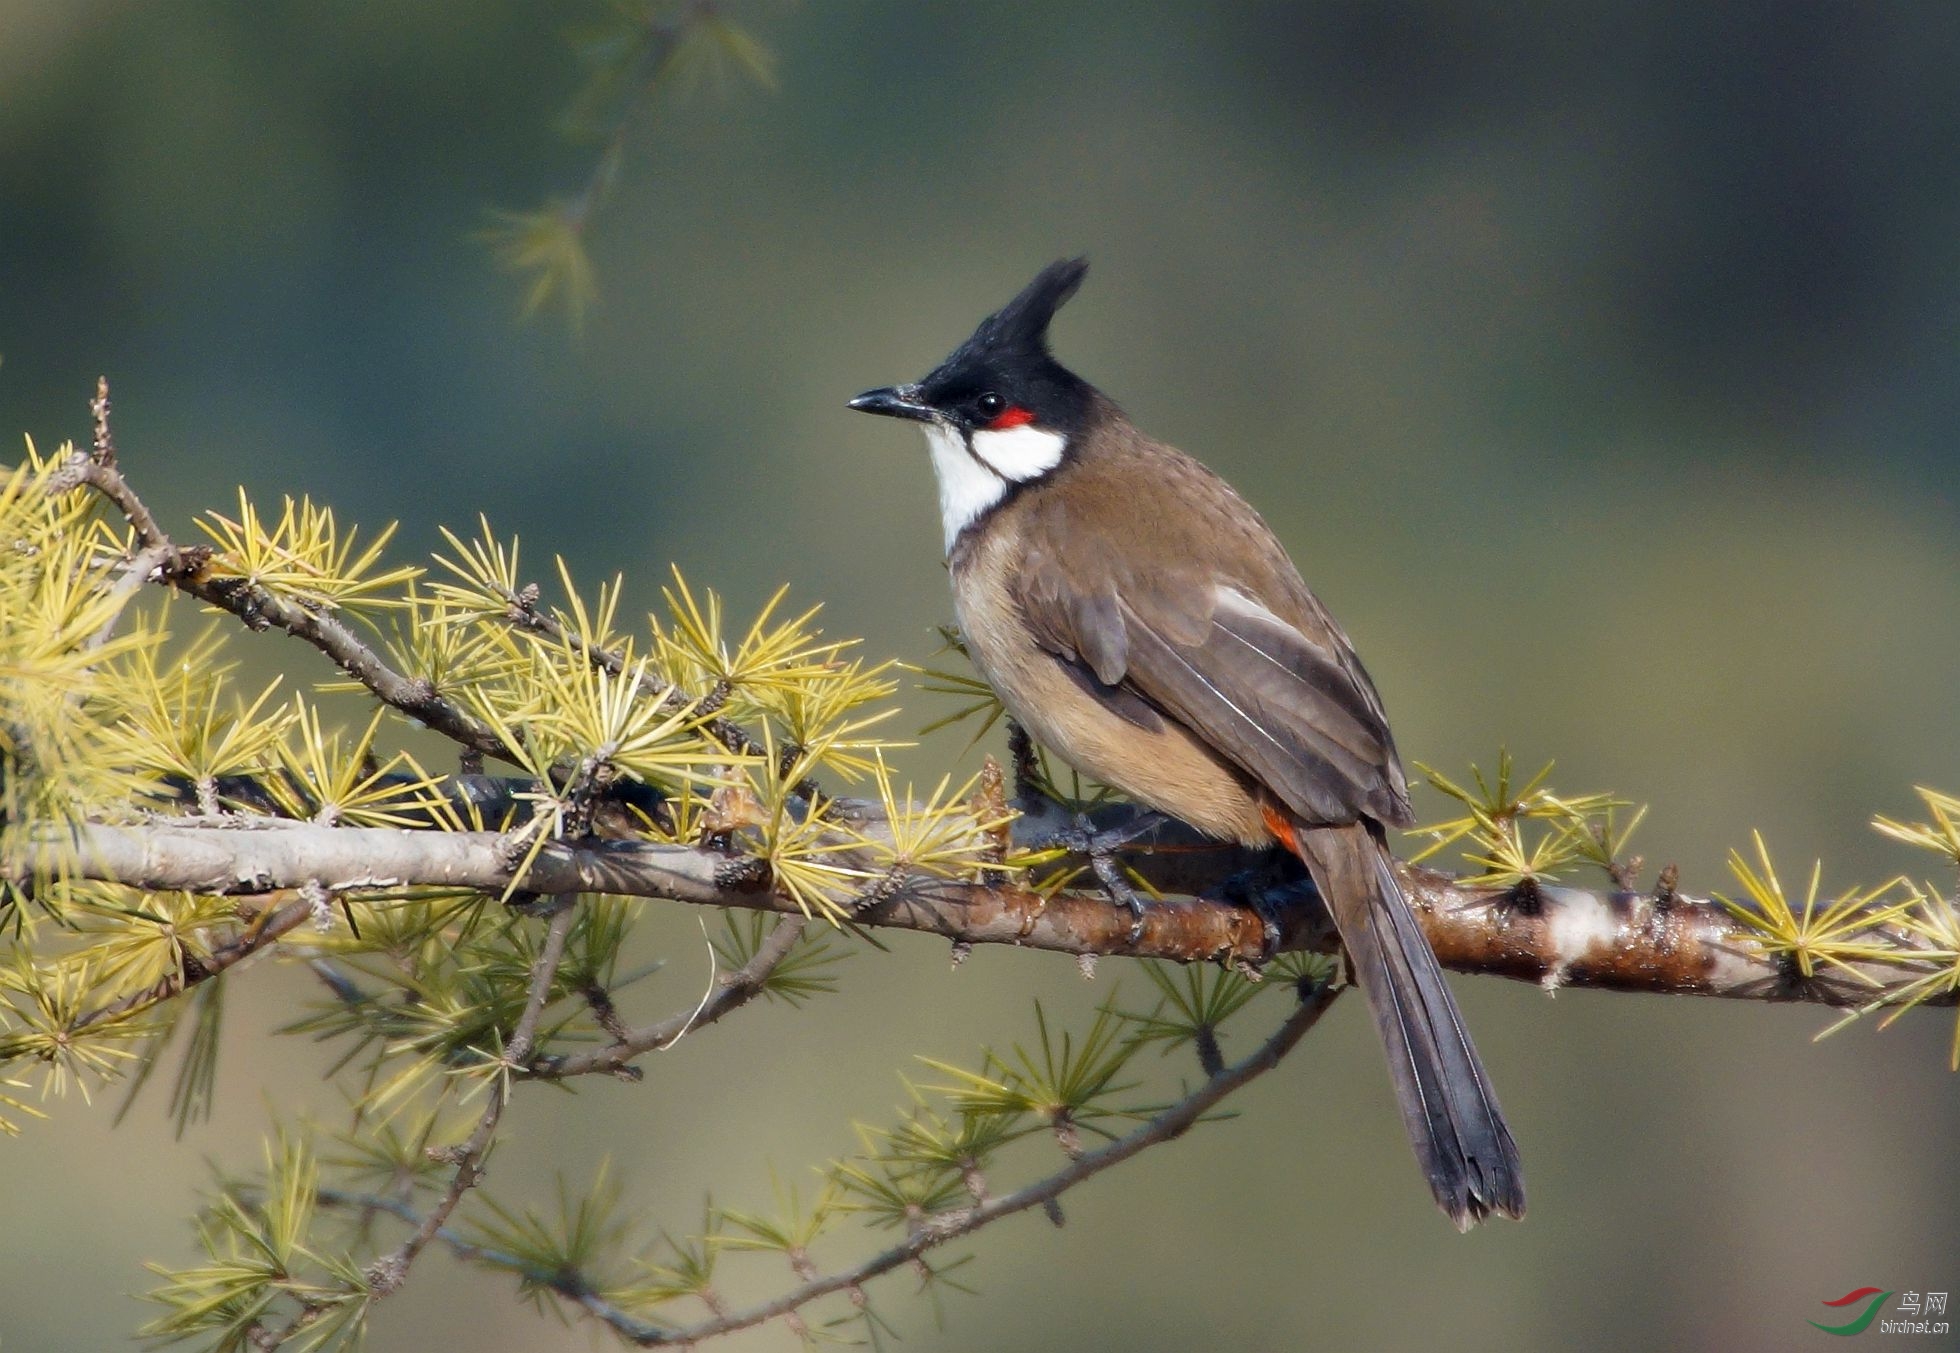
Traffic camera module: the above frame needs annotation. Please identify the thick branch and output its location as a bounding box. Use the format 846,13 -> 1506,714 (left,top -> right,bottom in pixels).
14,818 -> 1953,1008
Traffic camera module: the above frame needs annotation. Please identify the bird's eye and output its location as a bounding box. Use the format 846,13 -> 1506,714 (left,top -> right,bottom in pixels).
975,393 -> 1005,419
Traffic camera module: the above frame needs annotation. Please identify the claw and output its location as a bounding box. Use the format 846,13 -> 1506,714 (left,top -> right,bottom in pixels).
1246,884 -> 1287,962
1036,811 -> 1165,946
1089,849 -> 1152,942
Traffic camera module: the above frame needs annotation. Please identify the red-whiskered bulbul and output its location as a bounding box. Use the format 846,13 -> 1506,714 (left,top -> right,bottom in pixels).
848,258 -> 1524,1229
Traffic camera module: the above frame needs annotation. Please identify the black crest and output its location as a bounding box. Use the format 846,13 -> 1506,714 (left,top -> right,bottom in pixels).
917,257 -> 1095,431
969,257 -> 1088,359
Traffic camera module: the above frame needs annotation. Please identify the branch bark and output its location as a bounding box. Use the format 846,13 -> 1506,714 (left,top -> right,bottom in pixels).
13,814 -> 1951,1010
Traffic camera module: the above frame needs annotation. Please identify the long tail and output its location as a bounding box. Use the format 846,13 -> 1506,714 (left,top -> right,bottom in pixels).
1270,810 -> 1526,1229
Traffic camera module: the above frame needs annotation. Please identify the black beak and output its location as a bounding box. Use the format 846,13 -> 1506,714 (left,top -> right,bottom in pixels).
847,384 -> 936,423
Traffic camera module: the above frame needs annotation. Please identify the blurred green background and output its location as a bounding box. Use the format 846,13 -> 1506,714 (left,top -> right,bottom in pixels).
7,2 -> 1960,1350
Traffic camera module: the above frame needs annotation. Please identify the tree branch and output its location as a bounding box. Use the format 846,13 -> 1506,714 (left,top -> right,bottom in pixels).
528,914 -> 808,1078
14,815 -> 1953,1010
309,1187 -> 660,1340
629,982 -> 1343,1345
309,981 -> 1343,1346
58,391 -> 515,764
59,384 -> 812,799
73,888 -> 320,1032
365,900 -> 577,1300
501,593 -> 815,794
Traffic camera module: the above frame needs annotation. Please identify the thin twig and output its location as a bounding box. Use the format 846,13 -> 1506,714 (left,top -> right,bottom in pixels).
61,387 -> 798,790
73,891 -> 319,1032
635,983 -> 1343,1345
529,915 -> 808,1078
366,901 -> 577,1298
61,409 -> 515,763
81,541 -> 173,656
306,1186 -> 694,1345
308,982 -> 1340,1346
506,593 -> 818,796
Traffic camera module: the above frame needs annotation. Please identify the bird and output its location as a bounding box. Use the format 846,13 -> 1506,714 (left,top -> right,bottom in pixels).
847,257 -> 1525,1229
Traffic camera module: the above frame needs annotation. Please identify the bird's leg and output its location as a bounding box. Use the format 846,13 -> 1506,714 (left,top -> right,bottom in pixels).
1246,886 -> 1291,963
1002,721 -> 1167,939
1006,719 -> 1043,806
1233,849 -> 1316,963
1089,844 -> 1152,943
1043,809 -> 1167,943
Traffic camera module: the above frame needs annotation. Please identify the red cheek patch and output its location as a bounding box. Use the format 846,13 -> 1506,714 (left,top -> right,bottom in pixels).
986,405 -> 1035,430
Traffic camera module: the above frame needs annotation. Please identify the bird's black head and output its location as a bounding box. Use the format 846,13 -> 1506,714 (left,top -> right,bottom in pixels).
849,257 -> 1095,437
850,258 -> 1101,553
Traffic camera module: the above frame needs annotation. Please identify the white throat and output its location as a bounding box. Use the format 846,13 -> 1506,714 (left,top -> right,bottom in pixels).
921,422 -> 1067,553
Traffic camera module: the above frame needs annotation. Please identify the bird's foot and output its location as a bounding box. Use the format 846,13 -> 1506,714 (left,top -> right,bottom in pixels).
1039,811 -> 1166,944
1246,886 -> 1287,962
1091,850 -> 1153,944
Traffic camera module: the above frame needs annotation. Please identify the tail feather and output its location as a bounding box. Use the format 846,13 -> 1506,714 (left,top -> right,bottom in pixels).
1284,816 -> 1525,1229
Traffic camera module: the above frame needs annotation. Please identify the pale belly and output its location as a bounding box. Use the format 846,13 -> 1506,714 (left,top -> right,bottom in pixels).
951,575 -> 1272,846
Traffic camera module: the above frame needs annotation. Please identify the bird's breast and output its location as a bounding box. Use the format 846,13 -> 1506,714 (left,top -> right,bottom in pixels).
949,527 -> 1272,846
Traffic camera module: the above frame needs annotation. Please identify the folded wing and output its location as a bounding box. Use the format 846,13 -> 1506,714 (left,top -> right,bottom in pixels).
1016,548 -> 1412,828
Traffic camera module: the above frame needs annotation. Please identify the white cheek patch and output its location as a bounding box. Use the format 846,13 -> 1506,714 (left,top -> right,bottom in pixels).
920,423 -> 1067,553
970,424 -> 1067,482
